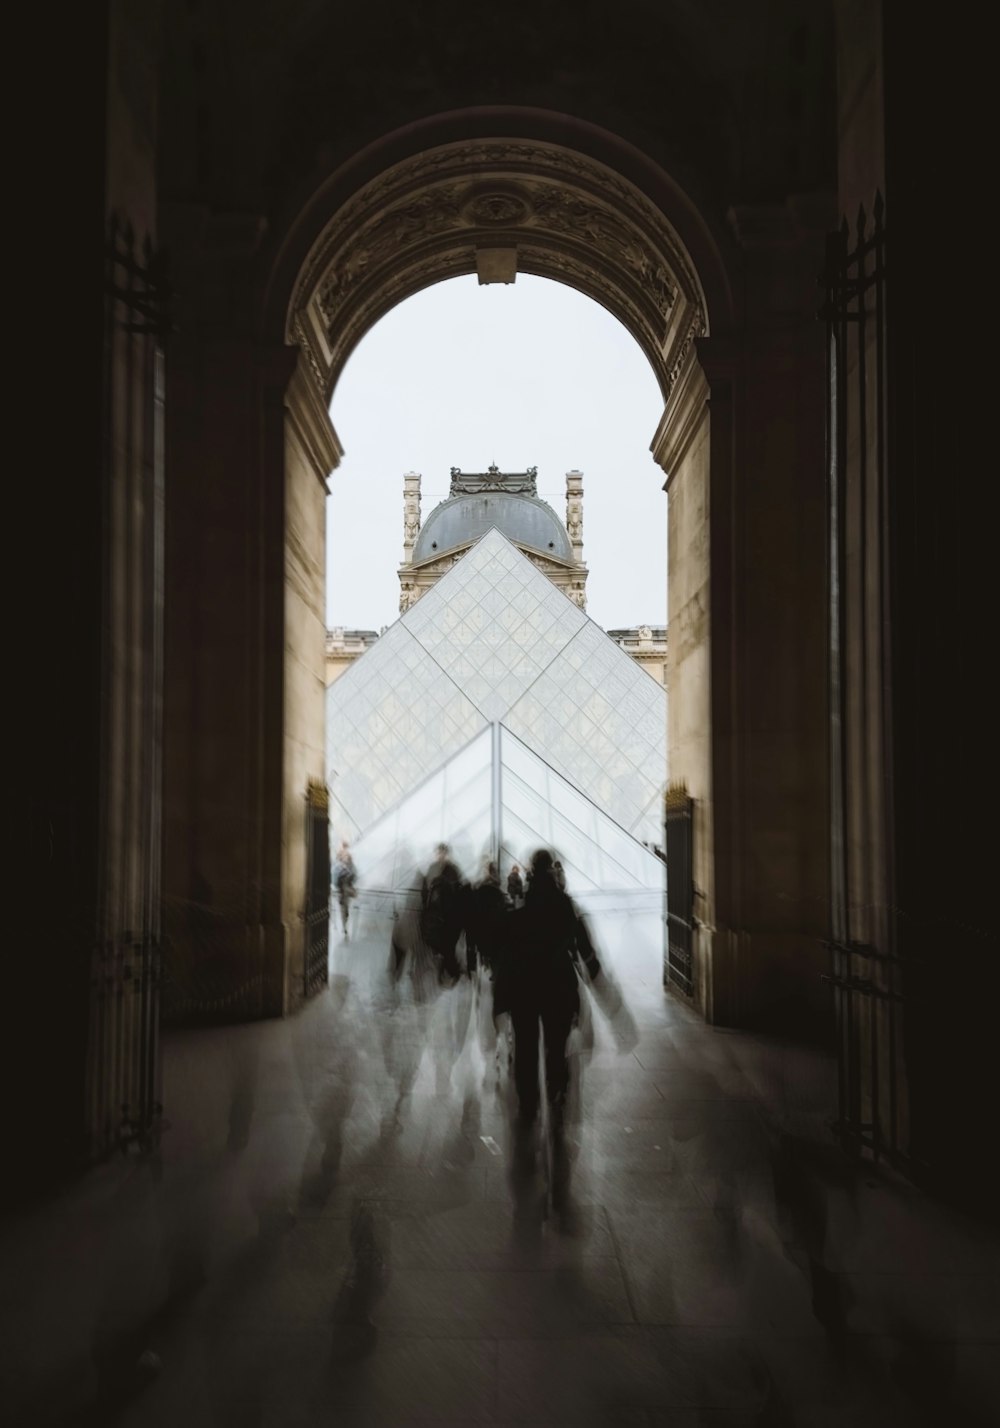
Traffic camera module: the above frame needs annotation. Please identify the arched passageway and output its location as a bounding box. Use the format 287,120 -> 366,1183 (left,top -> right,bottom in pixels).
260,119 -> 733,1026
36,0 -> 994,1202
160,112 -> 830,1074
16,11 -> 999,1423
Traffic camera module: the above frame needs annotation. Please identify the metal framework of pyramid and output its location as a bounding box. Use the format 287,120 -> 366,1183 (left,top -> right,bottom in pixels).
326,529 -> 666,892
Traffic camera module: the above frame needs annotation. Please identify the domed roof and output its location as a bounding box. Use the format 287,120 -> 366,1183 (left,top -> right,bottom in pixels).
411,462 -> 571,562
413,492 -> 573,565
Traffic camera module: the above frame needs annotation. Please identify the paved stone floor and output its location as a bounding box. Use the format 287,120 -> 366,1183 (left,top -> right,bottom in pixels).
3,907 -> 998,1426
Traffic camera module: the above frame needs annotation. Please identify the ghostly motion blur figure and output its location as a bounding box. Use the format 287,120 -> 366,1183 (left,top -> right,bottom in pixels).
333,842 -> 357,939
494,848 -> 602,1209
420,842 -> 465,983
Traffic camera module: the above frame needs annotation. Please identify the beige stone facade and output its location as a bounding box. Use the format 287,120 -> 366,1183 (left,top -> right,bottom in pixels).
324,628 -> 381,686
607,626 -> 668,686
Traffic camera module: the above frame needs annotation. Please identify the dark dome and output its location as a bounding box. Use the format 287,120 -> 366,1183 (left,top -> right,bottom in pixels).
412,493 -> 572,564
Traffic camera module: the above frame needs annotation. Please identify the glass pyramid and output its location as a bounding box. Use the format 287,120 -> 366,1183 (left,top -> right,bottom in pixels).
326,528 -> 667,863
345,723 -> 665,910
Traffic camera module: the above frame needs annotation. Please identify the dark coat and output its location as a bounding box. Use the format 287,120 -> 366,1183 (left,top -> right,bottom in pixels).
468,877 -> 509,969
493,873 -> 599,1020
420,857 -> 464,975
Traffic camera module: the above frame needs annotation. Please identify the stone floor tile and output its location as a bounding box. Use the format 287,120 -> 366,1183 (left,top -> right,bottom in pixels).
8,910 -> 1000,1428
375,1260 -> 634,1337
387,1199 -> 617,1270
834,1271 -> 1000,1340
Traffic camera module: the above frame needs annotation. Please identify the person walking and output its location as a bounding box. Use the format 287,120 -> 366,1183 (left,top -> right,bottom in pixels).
494,848 -> 602,1213
506,863 -> 524,908
333,842 -> 358,940
420,842 -> 465,983
466,859 -> 507,980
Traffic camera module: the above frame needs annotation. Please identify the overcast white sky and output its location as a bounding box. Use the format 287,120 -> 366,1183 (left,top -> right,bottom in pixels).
326,273 -> 667,633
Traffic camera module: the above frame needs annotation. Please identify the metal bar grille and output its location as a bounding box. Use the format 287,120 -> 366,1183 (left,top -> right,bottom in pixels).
303,784 -> 331,999
87,213 -> 169,1159
664,787 -> 694,998
821,195 -> 900,1165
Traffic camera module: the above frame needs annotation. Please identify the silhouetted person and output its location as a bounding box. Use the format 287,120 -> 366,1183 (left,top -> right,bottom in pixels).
420,842 -> 464,983
506,863 -> 524,908
333,842 -> 357,939
494,848 -> 602,1209
466,860 -> 508,979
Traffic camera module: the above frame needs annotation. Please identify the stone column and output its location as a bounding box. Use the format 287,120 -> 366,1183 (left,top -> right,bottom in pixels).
161,196 -> 344,1024
281,353 -> 343,1013
697,195 -> 831,1035
652,351 -> 716,1020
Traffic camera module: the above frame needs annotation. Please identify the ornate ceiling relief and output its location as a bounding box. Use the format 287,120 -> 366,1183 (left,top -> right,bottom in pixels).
289,140 -> 707,402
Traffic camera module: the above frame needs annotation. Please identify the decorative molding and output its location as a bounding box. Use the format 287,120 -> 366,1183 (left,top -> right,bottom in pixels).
651,354 -> 711,486
288,139 -> 707,402
449,464 -> 538,495
292,312 -> 330,400
285,353 -> 344,487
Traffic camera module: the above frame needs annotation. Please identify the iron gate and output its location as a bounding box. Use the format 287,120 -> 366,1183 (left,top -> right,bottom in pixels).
821,195 -> 904,1164
664,785 -> 694,997
88,213 -> 170,1157
303,782 -> 331,999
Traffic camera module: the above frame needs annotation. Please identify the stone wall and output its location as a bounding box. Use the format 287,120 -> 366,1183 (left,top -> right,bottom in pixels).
280,360 -> 341,1011
654,360 -> 715,1015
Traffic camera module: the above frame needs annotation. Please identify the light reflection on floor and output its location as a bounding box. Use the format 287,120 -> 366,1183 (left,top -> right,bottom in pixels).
4,907 -> 998,1426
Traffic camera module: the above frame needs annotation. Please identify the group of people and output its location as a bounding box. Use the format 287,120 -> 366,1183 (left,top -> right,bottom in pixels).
334,836 -> 632,1212
411,843 -> 606,1204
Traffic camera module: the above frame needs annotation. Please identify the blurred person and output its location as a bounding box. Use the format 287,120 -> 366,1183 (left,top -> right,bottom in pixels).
420,842 -> 465,983
333,842 -> 358,940
493,848 -> 603,1212
381,876 -> 441,1125
465,859 -> 507,980
506,862 -> 524,908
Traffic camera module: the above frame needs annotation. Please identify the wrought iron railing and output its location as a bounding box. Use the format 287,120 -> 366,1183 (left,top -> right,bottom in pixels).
304,782 -> 331,999
87,213 -> 170,1157
821,195 -> 902,1164
664,784 -> 693,997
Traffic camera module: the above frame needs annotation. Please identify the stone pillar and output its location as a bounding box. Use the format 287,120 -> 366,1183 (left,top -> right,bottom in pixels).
705,195 -> 831,1034
161,198 -> 343,1024
281,354 -> 343,1012
653,353 -> 716,1019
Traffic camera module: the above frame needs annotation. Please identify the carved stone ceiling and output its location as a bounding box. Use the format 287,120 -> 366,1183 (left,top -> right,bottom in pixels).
289,140 -> 708,404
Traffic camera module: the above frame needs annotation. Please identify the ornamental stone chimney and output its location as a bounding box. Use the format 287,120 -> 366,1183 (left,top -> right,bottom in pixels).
566,470 -> 584,563
565,469 -> 588,608
403,471 -> 422,558
400,471 -> 422,612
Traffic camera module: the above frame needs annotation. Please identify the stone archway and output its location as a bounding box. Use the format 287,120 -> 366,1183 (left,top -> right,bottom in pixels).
286,137 -> 709,405
267,121 -> 730,1020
